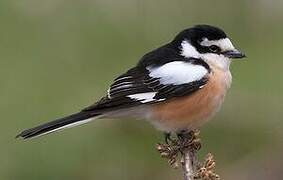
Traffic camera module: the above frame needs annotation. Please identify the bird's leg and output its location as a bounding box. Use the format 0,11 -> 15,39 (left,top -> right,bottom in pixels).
177,130 -> 201,154
164,132 -> 173,144
156,132 -> 180,167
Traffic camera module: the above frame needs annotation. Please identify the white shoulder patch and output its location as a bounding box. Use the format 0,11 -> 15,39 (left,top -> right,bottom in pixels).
147,61 -> 208,85
180,40 -> 200,58
128,92 -> 157,103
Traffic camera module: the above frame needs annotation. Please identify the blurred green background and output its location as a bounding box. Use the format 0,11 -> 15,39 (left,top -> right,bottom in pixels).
1,0 -> 283,179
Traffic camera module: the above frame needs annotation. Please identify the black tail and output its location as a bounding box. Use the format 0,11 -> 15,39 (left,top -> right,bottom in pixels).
16,111 -> 100,139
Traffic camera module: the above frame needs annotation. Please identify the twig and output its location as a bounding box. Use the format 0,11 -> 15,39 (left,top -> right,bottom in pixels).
179,130 -> 200,180
156,130 -> 220,180
181,149 -> 196,180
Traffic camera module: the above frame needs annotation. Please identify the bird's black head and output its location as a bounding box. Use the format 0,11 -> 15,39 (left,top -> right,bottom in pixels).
170,25 -> 245,60
173,25 -> 227,45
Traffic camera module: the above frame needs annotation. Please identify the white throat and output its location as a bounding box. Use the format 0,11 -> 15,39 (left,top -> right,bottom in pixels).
201,53 -> 231,71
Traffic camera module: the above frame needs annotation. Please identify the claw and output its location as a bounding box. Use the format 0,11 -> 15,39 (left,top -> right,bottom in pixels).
164,132 -> 172,144
157,130 -> 202,168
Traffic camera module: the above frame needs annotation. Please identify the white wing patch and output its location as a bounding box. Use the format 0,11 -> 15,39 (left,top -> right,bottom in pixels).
128,92 -> 157,103
147,61 -> 208,85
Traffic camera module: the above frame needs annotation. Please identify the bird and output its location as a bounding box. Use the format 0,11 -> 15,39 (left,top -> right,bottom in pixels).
16,25 -> 246,140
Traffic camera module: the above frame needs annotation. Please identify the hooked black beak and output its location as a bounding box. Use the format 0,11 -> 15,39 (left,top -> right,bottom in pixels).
222,49 -> 246,59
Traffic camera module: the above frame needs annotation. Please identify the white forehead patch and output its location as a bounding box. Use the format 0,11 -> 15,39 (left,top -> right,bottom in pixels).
180,40 -> 200,58
200,38 -> 235,51
147,61 -> 208,85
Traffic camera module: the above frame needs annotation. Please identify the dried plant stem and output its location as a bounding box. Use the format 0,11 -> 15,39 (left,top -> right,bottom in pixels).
156,130 -> 220,180
181,149 -> 196,180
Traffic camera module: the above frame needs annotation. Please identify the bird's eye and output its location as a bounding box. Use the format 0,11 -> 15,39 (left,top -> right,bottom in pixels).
209,45 -> 221,53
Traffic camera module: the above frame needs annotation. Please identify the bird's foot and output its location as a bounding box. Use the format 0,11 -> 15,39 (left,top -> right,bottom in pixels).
156,130 -> 201,168
156,133 -> 180,168
164,132 -> 174,144
194,153 -> 220,180
177,130 -> 201,154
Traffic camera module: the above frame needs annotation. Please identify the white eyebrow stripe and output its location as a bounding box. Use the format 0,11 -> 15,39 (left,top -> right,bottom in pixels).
200,38 -> 235,51
147,61 -> 208,85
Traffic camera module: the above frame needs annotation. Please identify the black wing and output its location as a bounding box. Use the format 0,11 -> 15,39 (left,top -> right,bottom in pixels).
82,62 -> 209,114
